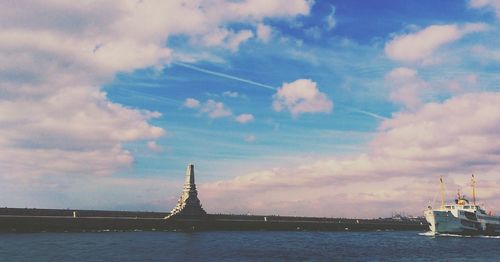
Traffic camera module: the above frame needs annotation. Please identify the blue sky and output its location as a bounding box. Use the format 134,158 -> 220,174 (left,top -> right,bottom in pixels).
1,0 -> 500,217
103,0 -> 497,180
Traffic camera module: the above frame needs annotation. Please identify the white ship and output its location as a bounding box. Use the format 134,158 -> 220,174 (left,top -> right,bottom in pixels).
424,175 -> 500,235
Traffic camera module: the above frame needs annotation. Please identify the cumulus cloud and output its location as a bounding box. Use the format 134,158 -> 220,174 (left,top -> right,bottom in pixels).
202,93 -> 500,217
200,100 -> 233,119
385,23 -> 488,64
236,114 -> 255,124
0,0 -> 312,180
0,87 -> 164,177
272,79 -> 333,117
186,99 -> 255,123
186,99 -> 233,119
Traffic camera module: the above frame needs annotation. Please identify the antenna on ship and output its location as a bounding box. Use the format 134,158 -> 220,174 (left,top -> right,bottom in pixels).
471,174 -> 476,206
440,176 -> 445,209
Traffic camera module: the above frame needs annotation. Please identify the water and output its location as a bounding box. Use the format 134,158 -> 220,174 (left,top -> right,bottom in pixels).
0,231 -> 499,261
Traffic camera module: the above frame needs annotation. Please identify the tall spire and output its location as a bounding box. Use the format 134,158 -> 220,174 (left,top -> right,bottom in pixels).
185,163 -> 195,186
165,164 -> 206,219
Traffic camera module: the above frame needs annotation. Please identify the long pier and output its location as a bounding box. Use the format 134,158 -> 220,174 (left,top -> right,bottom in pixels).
0,208 -> 426,232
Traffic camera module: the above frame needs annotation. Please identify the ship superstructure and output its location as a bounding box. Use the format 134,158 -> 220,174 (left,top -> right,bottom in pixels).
424,175 -> 500,235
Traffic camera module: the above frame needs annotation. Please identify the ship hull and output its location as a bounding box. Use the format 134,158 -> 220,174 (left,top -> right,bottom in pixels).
424,210 -> 471,234
425,210 -> 500,236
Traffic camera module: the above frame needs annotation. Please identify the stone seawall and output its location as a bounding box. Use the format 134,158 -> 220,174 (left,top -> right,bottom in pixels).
0,208 -> 427,233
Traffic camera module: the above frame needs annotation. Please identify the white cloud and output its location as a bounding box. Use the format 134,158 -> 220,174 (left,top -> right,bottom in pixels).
202,93 -> 500,217
385,23 -> 488,64
202,28 -> 254,52
272,79 -> 333,117
385,67 -> 429,109
0,88 -> 164,177
256,23 -> 272,42
385,67 -> 480,110
469,0 -> 500,17
184,98 -> 201,108
186,99 -> 255,122
199,100 -> 232,119
325,6 -> 337,30
223,91 -> 240,98
0,0 -> 312,180
236,114 -> 255,124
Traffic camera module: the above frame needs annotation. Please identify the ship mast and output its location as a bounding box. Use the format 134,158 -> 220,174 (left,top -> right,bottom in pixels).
440,176 -> 445,209
471,174 -> 476,206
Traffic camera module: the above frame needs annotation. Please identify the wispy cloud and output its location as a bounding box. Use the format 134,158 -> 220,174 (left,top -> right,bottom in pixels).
325,6 -> 337,31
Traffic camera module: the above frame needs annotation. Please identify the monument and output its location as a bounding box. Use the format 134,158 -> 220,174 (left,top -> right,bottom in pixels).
165,164 -> 207,219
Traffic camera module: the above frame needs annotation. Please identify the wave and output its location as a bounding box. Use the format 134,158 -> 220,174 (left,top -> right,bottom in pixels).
419,231 -> 500,238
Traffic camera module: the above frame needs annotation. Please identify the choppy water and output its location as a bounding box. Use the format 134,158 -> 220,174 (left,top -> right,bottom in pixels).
0,231 -> 499,261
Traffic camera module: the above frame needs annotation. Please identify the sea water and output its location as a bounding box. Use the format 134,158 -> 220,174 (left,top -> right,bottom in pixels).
0,231 -> 499,261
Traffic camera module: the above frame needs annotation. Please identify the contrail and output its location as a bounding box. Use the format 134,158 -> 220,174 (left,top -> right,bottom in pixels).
347,107 -> 389,121
173,62 -> 277,91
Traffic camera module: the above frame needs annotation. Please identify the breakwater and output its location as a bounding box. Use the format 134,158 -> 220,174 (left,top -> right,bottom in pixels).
0,208 -> 426,232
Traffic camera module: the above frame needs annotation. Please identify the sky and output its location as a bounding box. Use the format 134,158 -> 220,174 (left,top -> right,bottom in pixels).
1,0 -> 500,218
